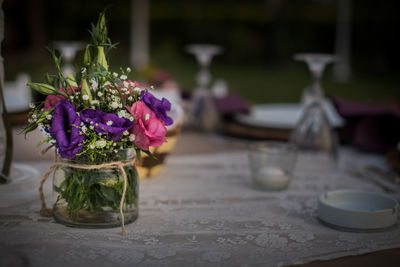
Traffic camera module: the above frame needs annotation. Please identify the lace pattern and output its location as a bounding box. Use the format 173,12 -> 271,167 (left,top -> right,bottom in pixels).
0,148 -> 399,266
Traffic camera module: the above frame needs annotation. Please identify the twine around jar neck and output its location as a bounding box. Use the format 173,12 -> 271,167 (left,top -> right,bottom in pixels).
39,156 -> 136,235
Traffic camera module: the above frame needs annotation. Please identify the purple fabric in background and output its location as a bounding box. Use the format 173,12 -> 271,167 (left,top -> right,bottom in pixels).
331,97 -> 400,152
214,92 -> 249,116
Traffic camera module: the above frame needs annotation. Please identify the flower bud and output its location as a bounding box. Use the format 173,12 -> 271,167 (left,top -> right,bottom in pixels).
81,78 -> 92,107
97,46 -> 108,71
84,46 -> 91,67
27,82 -> 64,96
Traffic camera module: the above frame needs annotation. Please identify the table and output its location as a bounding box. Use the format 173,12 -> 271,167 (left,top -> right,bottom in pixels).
1,132 -> 399,266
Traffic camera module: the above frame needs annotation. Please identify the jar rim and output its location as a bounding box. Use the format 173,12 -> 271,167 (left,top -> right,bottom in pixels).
58,147 -> 136,164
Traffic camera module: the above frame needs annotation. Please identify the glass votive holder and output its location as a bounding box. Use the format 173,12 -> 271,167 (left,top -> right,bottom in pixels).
248,142 -> 297,191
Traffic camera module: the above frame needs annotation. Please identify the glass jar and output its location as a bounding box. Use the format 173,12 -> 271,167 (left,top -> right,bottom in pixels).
52,148 -> 139,228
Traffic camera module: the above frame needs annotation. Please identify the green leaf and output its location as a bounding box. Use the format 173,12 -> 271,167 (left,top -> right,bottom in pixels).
100,186 -> 117,202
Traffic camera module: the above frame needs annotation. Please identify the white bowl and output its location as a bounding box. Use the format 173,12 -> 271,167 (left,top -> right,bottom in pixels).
318,190 -> 399,232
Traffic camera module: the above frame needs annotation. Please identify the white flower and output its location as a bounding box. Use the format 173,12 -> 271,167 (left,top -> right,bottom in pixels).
110,102 -> 119,109
95,140 -> 107,148
32,114 -> 37,119
46,114 -> 52,120
134,87 -> 141,92
118,110 -> 126,118
81,67 -> 87,74
120,75 -> 127,80
95,123 -> 98,126
69,96 -> 74,100
90,100 -> 99,105
89,144 -> 95,149
112,72 -> 118,78
28,118 -> 33,123
123,130 -> 129,136
90,78 -> 98,91
97,92 -> 103,97
129,134 -> 136,142
113,142 -> 117,146
81,126 -> 87,133
150,85 -> 154,90
89,125 -> 94,130
29,103 -> 35,109
128,96 -> 133,101
126,67 -> 131,73
145,114 -> 150,120
104,81 -> 111,87
129,116 -> 134,122
82,95 -> 90,101
106,120 -> 113,126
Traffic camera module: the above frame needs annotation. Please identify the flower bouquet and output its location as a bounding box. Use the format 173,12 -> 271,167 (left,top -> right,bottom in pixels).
24,11 -> 172,233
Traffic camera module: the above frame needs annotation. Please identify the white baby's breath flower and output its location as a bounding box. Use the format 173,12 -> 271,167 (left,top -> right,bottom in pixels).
145,114 -> 150,120
129,116 -> 134,122
113,142 -> 117,146
133,87 -> 141,92
104,81 -> 111,87
117,110 -> 126,118
150,85 -> 154,90
97,92 -> 103,97
128,96 -> 133,101
90,78 -> 98,91
120,75 -> 127,80
81,126 -> 87,133
106,120 -> 113,126
29,103 -> 35,109
69,96 -> 74,100
81,67 -> 87,74
46,114 -> 52,120
112,72 -> 118,78
119,103 -> 123,108
82,95 -> 89,101
95,140 -> 107,148
89,144 -> 95,149
123,130 -> 129,136
89,125 -> 94,130
126,67 -> 131,73
32,114 -> 37,119
28,118 -> 33,123
91,100 -> 99,105
129,134 -> 136,142
110,102 -> 119,109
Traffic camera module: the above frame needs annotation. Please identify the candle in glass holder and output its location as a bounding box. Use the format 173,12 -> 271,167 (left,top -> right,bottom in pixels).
248,142 -> 297,191
253,166 -> 290,190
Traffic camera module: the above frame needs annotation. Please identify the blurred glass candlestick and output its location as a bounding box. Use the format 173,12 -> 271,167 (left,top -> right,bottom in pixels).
186,44 -> 222,90
185,44 -> 222,131
53,41 -> 84,75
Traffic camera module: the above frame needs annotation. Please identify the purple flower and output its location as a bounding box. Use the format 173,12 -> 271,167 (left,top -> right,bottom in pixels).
49,100 -> 84,159
80,109 -> 133,141
141,91 -> 173,126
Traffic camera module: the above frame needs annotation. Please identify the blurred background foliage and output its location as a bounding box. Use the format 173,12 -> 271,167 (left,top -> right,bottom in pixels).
3,0 -> 400,104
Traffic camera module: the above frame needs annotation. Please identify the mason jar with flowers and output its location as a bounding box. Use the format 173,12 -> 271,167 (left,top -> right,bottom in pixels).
24,11 -> 173,234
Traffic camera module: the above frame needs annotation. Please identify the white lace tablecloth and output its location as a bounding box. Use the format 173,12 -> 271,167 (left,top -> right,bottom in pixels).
1,148 -> 400,267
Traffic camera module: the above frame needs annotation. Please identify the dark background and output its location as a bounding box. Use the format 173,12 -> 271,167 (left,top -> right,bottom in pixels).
3,0 -> 400,104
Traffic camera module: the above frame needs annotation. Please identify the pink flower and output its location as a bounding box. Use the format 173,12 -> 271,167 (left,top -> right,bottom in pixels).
43,86 -> 80,111
126,101 -> 167,151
